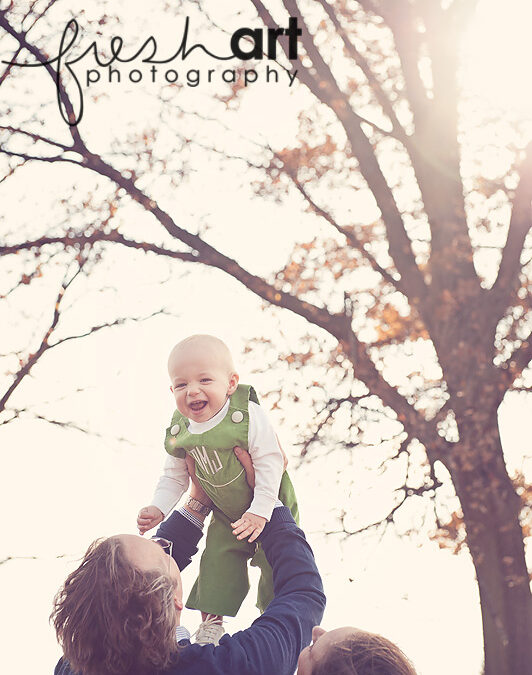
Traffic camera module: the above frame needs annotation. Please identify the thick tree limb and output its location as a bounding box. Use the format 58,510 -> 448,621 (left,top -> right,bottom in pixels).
340,324 -> 452,466
381,2 -> 476,299
378,1 -> 431,130
492,143 -> 532,320
0,232 -> 198,262
316,0 -> 409,142
250,0 -> 427,305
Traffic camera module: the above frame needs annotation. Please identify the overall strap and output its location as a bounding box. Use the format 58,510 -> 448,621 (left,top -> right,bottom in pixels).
229,384 -> 259,411
171,408 -> 188,427
165,409 -> 189,458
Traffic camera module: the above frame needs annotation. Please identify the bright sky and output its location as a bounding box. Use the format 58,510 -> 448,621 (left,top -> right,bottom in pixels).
1,1 -> 531,674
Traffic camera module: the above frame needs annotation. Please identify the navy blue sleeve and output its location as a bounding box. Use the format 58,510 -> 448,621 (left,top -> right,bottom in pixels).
176,507 -> 326,675
156,510 -> 204,571
53,657 -> 69,674
228,508 -> 325,674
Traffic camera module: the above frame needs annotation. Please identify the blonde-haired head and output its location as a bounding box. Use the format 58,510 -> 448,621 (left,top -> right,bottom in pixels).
168,334 -> 235,375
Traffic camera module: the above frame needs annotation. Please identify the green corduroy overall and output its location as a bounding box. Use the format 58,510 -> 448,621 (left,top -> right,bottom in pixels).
165,384 -> 299,616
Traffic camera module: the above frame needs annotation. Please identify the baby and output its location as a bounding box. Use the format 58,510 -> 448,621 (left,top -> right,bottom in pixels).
137,334 -> 298,645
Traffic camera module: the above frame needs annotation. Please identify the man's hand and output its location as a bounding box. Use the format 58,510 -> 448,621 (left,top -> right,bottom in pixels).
137,505 -> 164,535
231,511 -> 266,543
233,446 -> 255,488
233,441 -> 287,490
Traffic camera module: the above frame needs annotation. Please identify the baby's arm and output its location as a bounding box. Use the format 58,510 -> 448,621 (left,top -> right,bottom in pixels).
137,454 -> 189,535
231,402 -> 285,543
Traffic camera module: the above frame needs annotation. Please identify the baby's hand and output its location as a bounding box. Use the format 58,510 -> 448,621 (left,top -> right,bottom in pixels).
231,512 -> 266,543
137,505 -> 164,535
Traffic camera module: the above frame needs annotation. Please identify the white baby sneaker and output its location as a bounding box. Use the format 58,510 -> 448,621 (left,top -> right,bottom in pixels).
194,616 -> 225,646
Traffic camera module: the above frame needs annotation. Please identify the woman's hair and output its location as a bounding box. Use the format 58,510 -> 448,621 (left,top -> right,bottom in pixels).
312,630 -> 417,675
51,536 -> 179,675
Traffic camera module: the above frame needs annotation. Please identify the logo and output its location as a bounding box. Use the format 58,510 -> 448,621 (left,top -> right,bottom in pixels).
2,16 -> 302,126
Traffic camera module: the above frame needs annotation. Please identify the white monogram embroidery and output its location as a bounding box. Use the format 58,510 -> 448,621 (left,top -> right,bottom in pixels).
190,445 -> 223,475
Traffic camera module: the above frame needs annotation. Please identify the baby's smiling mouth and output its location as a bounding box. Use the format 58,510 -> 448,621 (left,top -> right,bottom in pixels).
188,400 -> 207,412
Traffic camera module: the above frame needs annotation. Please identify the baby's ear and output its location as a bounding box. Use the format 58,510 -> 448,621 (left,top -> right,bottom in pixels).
227,372 -> 239,394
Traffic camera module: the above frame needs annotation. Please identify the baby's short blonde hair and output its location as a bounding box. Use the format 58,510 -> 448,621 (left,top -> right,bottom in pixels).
168,334 -> 236,374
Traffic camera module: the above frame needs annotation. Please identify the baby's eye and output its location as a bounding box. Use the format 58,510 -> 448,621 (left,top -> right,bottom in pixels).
174,383 -> 186,389
201,378 -> 212,383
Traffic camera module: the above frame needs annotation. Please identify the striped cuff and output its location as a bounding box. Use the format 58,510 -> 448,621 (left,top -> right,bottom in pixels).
177,506 -> 204,530
175,625 -> 191,645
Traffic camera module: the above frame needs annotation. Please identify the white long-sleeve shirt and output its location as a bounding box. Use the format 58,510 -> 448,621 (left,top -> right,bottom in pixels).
151,398 -> 284,521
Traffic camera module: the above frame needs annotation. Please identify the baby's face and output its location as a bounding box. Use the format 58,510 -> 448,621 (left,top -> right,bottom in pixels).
168,342 -> 238,422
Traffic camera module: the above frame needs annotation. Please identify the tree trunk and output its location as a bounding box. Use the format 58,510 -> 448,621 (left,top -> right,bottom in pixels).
449,418 -> 532,675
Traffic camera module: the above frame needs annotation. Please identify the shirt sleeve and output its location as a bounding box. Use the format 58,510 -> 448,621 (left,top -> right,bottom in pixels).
179,509 -> 326,675
150,454 -> 189,517
247,401 -> 284,521
156,509 -> 204,572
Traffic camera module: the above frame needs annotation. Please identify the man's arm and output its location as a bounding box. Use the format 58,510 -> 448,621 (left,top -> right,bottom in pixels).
205,508 -> 326,675
156,456 -> 214,569
155,509 -> 204,571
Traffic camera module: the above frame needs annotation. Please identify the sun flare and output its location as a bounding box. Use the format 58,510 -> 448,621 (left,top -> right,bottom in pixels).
463,0 -> 532,116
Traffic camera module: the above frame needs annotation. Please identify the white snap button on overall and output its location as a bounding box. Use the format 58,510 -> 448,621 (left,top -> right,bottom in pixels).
231,411 -> 244,423
171,424 -> 180,435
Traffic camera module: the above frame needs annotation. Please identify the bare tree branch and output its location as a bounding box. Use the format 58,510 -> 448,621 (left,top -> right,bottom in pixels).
0,252 -> 169,418
279,158 -> 405,293
325,481 -> 440,537
250,0 -> 427,305
316,0 -> 409,142
0,232 -> 199,262
0,10 -> 86,145
0,125 -> 72,151
0,267 -> 72,414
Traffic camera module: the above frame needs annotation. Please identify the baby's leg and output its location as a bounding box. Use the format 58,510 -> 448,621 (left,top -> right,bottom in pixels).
186,509 -> 255,617
251,544 -> 275,613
